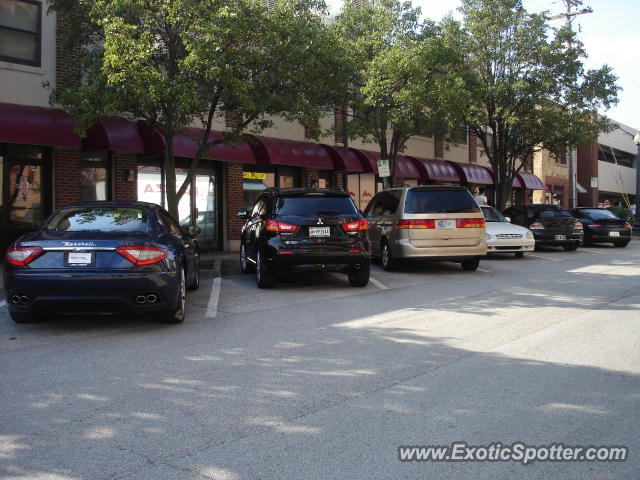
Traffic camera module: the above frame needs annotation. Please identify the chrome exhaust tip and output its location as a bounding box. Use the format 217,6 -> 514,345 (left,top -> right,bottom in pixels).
135,295 -> 147,304
10,294 -> 30,305
11,294 -> 21,304
146,294 -> 157,303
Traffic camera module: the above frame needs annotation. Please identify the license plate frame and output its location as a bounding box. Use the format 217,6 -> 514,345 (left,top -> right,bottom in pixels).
66,251 -> 94,267
309,226 -> 330,237
609,231 -> 620,237
555,234 -> 566,241
436,219 -> 456,229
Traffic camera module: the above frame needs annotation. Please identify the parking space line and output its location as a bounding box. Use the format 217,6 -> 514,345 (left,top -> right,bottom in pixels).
369,277 -> 388,290
527,253 -> 564,262
206,277 -> 222,318
580,248 -> 605,254
477,267 -> 492,274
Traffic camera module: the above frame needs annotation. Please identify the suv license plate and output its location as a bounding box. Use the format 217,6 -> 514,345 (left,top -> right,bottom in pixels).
609,231 -> 620,237
309,227 -> 330,237
436,219 -> 456,229
555,235 -> 566,241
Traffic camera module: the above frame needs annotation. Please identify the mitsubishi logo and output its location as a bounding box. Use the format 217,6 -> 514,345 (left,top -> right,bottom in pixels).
316,219 -> 323,225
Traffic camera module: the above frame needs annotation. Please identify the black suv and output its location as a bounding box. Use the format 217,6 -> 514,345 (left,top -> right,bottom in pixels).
237,189 -> 371,288
503,204 -> 583,251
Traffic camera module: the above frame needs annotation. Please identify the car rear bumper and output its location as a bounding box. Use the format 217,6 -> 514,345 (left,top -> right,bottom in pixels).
585,230 -> 631,242
268,251 -> 370,272
4,269 -> 179,316
393,238 -> 487,260
532,232 -> 583,245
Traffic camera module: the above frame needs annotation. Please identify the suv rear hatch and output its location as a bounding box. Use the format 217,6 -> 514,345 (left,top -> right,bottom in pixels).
535,208 -> 577,235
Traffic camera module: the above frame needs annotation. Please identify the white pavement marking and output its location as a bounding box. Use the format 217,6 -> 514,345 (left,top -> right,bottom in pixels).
0,300 -> 6,308
477,268 -> 492,274
580,248 -> 605,255
206,277 -> 222,318
369,277 -> 388,290
528,253 -> 564,262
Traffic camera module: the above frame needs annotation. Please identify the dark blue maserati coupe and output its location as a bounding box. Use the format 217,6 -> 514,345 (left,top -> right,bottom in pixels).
3,201 -> 200,324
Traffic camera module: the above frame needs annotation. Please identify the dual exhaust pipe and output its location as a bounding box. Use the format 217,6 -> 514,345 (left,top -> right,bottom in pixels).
135,294 -> 158,304
10,294 -> 30,305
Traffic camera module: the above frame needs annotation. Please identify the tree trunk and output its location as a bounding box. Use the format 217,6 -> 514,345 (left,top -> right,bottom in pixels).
164,136 -> 179,220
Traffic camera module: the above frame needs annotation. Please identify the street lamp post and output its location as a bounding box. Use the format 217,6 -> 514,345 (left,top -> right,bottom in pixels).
634,132 -> 640,226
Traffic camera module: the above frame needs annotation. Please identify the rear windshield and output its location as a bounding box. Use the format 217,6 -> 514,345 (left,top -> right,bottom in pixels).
276,195 -> 358,216
404,189 -> 479,214
579,209 -> 620,220
538,209 -> 572,218
47,207 -> 148,232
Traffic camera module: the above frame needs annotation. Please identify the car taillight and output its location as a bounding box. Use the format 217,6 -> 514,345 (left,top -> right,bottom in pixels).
396,219 -> 435,229
265,219 -> 299,233
529,222 -> 544,230
6,246 -> 44,266
116,246 -> 167,265
623,222 -> 631,229
341,218 -> 368,231
456,218 -> 485,228
574,222 -> 583,229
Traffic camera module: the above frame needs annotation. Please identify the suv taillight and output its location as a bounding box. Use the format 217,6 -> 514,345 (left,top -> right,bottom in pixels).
396,219 -> 435,229
341,218 -> 368,231
265,220 -> 299,233
116,246 -> 167,265
456,218 -> 485,228
6,246 -> 44,266
574,222 -> 583,230
529,222 -> 544,230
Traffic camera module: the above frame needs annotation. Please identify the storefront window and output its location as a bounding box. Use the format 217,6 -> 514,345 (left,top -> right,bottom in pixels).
80,154 -> 110,201
243,170 -> 275,210
347,173 -> 377,210
137,166 -> 163,205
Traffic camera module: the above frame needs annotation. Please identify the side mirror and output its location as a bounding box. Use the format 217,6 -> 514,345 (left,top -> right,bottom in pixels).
236,208 -> 249,219
188,225 -> 201,236
505,216 -> 511,223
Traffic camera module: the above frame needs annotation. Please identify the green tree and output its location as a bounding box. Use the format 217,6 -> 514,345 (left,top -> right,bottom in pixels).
50,0 -> 346,220
442,0 -> 619,209
334,0 -> 462,188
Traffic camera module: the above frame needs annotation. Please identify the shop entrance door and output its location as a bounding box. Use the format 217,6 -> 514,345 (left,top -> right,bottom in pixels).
193,172 -> 219,249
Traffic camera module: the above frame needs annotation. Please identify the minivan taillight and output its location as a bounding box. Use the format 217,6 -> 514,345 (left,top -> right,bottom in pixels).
6,246 -> 44,266
265,220 -> 299,233
456,218 -> 485,228
116,246 -> 167,265
341,218 -> 368,231
396,219 -> 435,229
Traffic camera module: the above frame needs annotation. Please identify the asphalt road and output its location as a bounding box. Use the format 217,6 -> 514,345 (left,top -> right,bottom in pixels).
1,241 -> 639,480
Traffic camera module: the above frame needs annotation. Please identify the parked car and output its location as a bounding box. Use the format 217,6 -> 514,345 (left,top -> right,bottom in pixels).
237,188 -> 370,288
481,206 -> 535,258
502,204 -> 583,251
570,207 -> 632,247
364,185 -> 486,271
4,201 -> 200,324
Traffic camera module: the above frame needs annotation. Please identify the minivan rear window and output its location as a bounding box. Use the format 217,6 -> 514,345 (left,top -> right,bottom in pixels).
404,189 -> 479,214
276,195 -> 358,216
47,207 -> 148,232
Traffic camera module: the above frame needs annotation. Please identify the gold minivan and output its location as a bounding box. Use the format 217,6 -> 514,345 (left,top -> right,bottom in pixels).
363,185 -> 487,271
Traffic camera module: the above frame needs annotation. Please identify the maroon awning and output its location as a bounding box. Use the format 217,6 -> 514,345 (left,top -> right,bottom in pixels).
83,117 -> 144,153
395,155 -> 422,178
512,175 -> 523,188
410,157 -> 461,182
450,162 -> 494,185
137,122 -> 257,163
319,144 -> 364,172
249,136 -> 333,169
517,172 -> 545,190
0,102 -> 81,148
349,148 -> 379,173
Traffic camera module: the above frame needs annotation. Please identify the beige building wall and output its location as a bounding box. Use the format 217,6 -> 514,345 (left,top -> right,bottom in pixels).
443,142 -> 467,163
532,149 -> 569,205
404,135 -> 434,158
0,3 -> 56,108
598,160 -> 636,195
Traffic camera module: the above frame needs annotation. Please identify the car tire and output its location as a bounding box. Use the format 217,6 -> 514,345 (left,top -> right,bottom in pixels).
160,268 -> 186,323
240,243 -> 255,273
9,311 -> 41,324
515,251 -> 525,258
186,254 -> 199,291
461,258 -> 480,271
255,248 -> 274,289
381,240 -> 396,271
348,261 -> 370,287
563,243 -> 579,251
613,240 -> 630,248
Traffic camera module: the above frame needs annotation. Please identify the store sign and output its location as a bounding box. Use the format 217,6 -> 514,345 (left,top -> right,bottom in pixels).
590,176 -> 598,188
243,171 -> 266,180
377,160 -> 390,178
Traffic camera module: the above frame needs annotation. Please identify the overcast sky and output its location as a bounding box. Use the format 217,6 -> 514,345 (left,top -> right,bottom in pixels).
326,0 -> 639,133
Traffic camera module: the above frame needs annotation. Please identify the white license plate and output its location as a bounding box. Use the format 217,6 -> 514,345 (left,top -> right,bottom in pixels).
436,219 -> 456,229
68,252 -> 93,265
555,235 -> 566,241
309,227 -> 330,237
609,231 -> 620,237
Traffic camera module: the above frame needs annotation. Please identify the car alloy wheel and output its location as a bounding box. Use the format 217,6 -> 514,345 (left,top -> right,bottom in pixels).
187,254 -> 200,290
240,243 -> 255,273
255,248 -> 274,288
381,241 -> 395,271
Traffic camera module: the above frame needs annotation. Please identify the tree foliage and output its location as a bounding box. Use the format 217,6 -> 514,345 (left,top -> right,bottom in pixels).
50,0 -> 347,220
442,0 -> 619,209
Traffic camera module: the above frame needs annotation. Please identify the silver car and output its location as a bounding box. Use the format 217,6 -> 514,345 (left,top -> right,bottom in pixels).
363,185 -> 487,271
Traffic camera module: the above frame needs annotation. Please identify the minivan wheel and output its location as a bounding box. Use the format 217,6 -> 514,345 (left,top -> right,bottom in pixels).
563,243 -> 579,251
460,258 -> 480,271
255,249 -> 274,289
240,243 -> 255,273
348,261 -> 370,287
186,254 -> 199,291
381,241 -> 396,271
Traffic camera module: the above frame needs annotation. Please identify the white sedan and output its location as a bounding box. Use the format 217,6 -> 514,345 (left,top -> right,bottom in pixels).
481,206 -> 535,258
